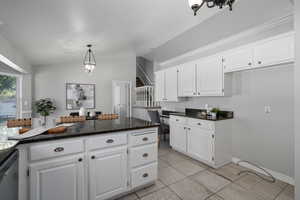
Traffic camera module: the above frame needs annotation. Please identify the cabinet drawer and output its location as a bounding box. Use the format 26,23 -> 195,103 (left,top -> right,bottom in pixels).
129,131 -> 157,147
131,163 -> 157,188
30,140 -> 84,161
130,144 -> 157,168
187,118 -> 215,131
169,115 -> 187,124
86,133 -> 127,151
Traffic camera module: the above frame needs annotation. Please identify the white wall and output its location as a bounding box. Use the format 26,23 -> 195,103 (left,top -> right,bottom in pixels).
294,0 -> 299,198
33,51 -> 136,116
0,33 -> 32,114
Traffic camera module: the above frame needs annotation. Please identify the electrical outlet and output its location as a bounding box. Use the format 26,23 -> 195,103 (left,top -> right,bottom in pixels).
264,106 -> 271,114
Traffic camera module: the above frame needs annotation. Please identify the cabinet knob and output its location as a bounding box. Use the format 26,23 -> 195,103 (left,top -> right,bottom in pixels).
78,158 -> 83,162
198,92 -> 200,95
106,139 -> 114,144
54,147 -> 64,152
142,173 -> 149,178
248,62 -> 252,66
197,123 -> 201,126
91,156 -> 95,159
258,61 -> 262,64
143,153 -> 149,158
176,119 -> 179,122
193,92 -> 196,95
142,137 -> 149,141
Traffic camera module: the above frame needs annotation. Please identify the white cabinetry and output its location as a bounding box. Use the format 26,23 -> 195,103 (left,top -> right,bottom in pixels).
169,115 -> 231,168
30,155 -> 85,200
178,62 -> 197,97
155,67 -> 179,102
196,55 -> 224,96
253,32 -> 294,68
224,32 -> 294,73
89,147 -> 127,200
223,46 -> 254,72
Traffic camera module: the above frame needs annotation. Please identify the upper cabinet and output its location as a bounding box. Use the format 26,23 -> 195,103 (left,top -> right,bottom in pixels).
253,32 -> 294,68
223,32 -> 294,73
223,46 -> 254,73
155,67 -> 179,102
178,62 -> 197,97
196,55 -> 224,96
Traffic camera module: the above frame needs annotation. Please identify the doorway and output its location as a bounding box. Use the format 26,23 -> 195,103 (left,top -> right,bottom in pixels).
112,80 -> 131,118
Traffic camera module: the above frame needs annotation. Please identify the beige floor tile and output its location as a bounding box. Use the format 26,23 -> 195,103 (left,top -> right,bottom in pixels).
234,174 -> 262,190
169,178 -> 212,200
140,187 -> 181,200
206,195 -> 224,200
210,163 -> 247,181
184,157 -> 210,169
117,192 -> 139,200
136,180 -> 166,198
158,158 -> 170,169
276,185 -> 294,200
170,160 -> 206,176
159,152 -> 188,165
218,184 -> 266,200
251,178 -> 287,200
192,170 -> 231,192
158,166 -> 185,185
158,148 -> 172,157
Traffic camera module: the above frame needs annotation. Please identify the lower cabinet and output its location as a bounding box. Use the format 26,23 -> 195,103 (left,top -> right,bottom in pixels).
89,146 -> 127,200
30,154 -> 85,200
170,115 -> 231,168
169,122 -> 187,153
188,126 -> 214,163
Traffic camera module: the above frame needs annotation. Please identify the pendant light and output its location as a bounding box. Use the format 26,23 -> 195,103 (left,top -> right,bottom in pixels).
188,0 -> 235,16
83,44 -> 96,73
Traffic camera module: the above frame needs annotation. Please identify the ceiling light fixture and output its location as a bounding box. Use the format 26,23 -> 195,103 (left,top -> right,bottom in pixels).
188,0 -> 235,16
83,44 -> 96,73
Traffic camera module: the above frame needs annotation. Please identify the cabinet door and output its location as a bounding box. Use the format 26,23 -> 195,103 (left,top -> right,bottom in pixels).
187,127 -> 214,163
178,62 -> 196,97
165,67 -> 178,101
170,122 -> 187,152
254,33 -> 294,68
196,56 -> 224,96
223,47 -> 254,72
89,146 -> 127,200
155,71 -> 165,102
30,155 -> 85,200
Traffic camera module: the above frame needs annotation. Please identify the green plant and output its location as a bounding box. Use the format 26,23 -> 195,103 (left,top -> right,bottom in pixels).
211,108 -> 220,113
35,98 -> 56,117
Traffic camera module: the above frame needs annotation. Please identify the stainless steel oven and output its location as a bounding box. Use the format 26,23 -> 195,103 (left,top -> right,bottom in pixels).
0,150 -> 18,200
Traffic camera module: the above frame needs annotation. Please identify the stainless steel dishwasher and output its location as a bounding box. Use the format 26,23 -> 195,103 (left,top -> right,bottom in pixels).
0,150 -> 18,200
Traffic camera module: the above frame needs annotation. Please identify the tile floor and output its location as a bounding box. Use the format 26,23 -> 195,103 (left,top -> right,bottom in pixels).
118,142 -> 294,200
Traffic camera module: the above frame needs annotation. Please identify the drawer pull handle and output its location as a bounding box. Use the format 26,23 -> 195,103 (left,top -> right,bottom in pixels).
78,158 -> 83,162
142,173 -> 149,178
143,153 -> 149,158
91,156 -> 95,159
197,123 -> 201,126
142,137 -> 148,141
176,119 -> 179,122
54,147 -> 64,152
106,139 -> 114,144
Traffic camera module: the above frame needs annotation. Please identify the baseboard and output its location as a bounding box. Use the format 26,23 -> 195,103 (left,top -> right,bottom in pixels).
232,157 -> 294,185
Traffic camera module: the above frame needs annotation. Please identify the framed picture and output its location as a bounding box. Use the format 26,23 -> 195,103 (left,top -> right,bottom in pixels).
66,83 -> 95,110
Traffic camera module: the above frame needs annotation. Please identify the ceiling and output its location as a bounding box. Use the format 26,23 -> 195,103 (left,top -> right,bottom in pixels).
0,0 -> 221,66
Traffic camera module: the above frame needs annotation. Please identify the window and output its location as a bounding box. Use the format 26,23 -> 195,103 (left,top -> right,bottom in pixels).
0,73 -> 19,124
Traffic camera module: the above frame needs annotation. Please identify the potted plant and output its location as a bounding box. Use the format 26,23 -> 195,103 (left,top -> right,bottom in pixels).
35,98 -> 56,126
210,107 -> 220,119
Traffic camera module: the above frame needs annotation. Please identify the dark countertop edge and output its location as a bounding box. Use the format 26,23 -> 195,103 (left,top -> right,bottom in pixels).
0,148 -> 17,166
18,124 -> 160,144
169,113 -> 234,121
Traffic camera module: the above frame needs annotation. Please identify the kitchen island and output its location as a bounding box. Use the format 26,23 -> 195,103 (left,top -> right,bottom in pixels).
16,118 -> 159,200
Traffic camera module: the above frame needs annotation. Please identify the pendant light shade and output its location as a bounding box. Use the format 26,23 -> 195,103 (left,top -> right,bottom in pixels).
83,44 -> 96,73
188,0 -> 235,16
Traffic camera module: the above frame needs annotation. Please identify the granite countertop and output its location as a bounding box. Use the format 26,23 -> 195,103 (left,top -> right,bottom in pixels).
169,112 -> 234,121
18,117 -> 159,144
0,148 -> 16,166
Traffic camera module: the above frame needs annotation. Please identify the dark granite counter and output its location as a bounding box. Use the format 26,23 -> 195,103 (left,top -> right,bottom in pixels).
19,118 -> 159,144
0,148 -> 16,166
169,113 -> 233,121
